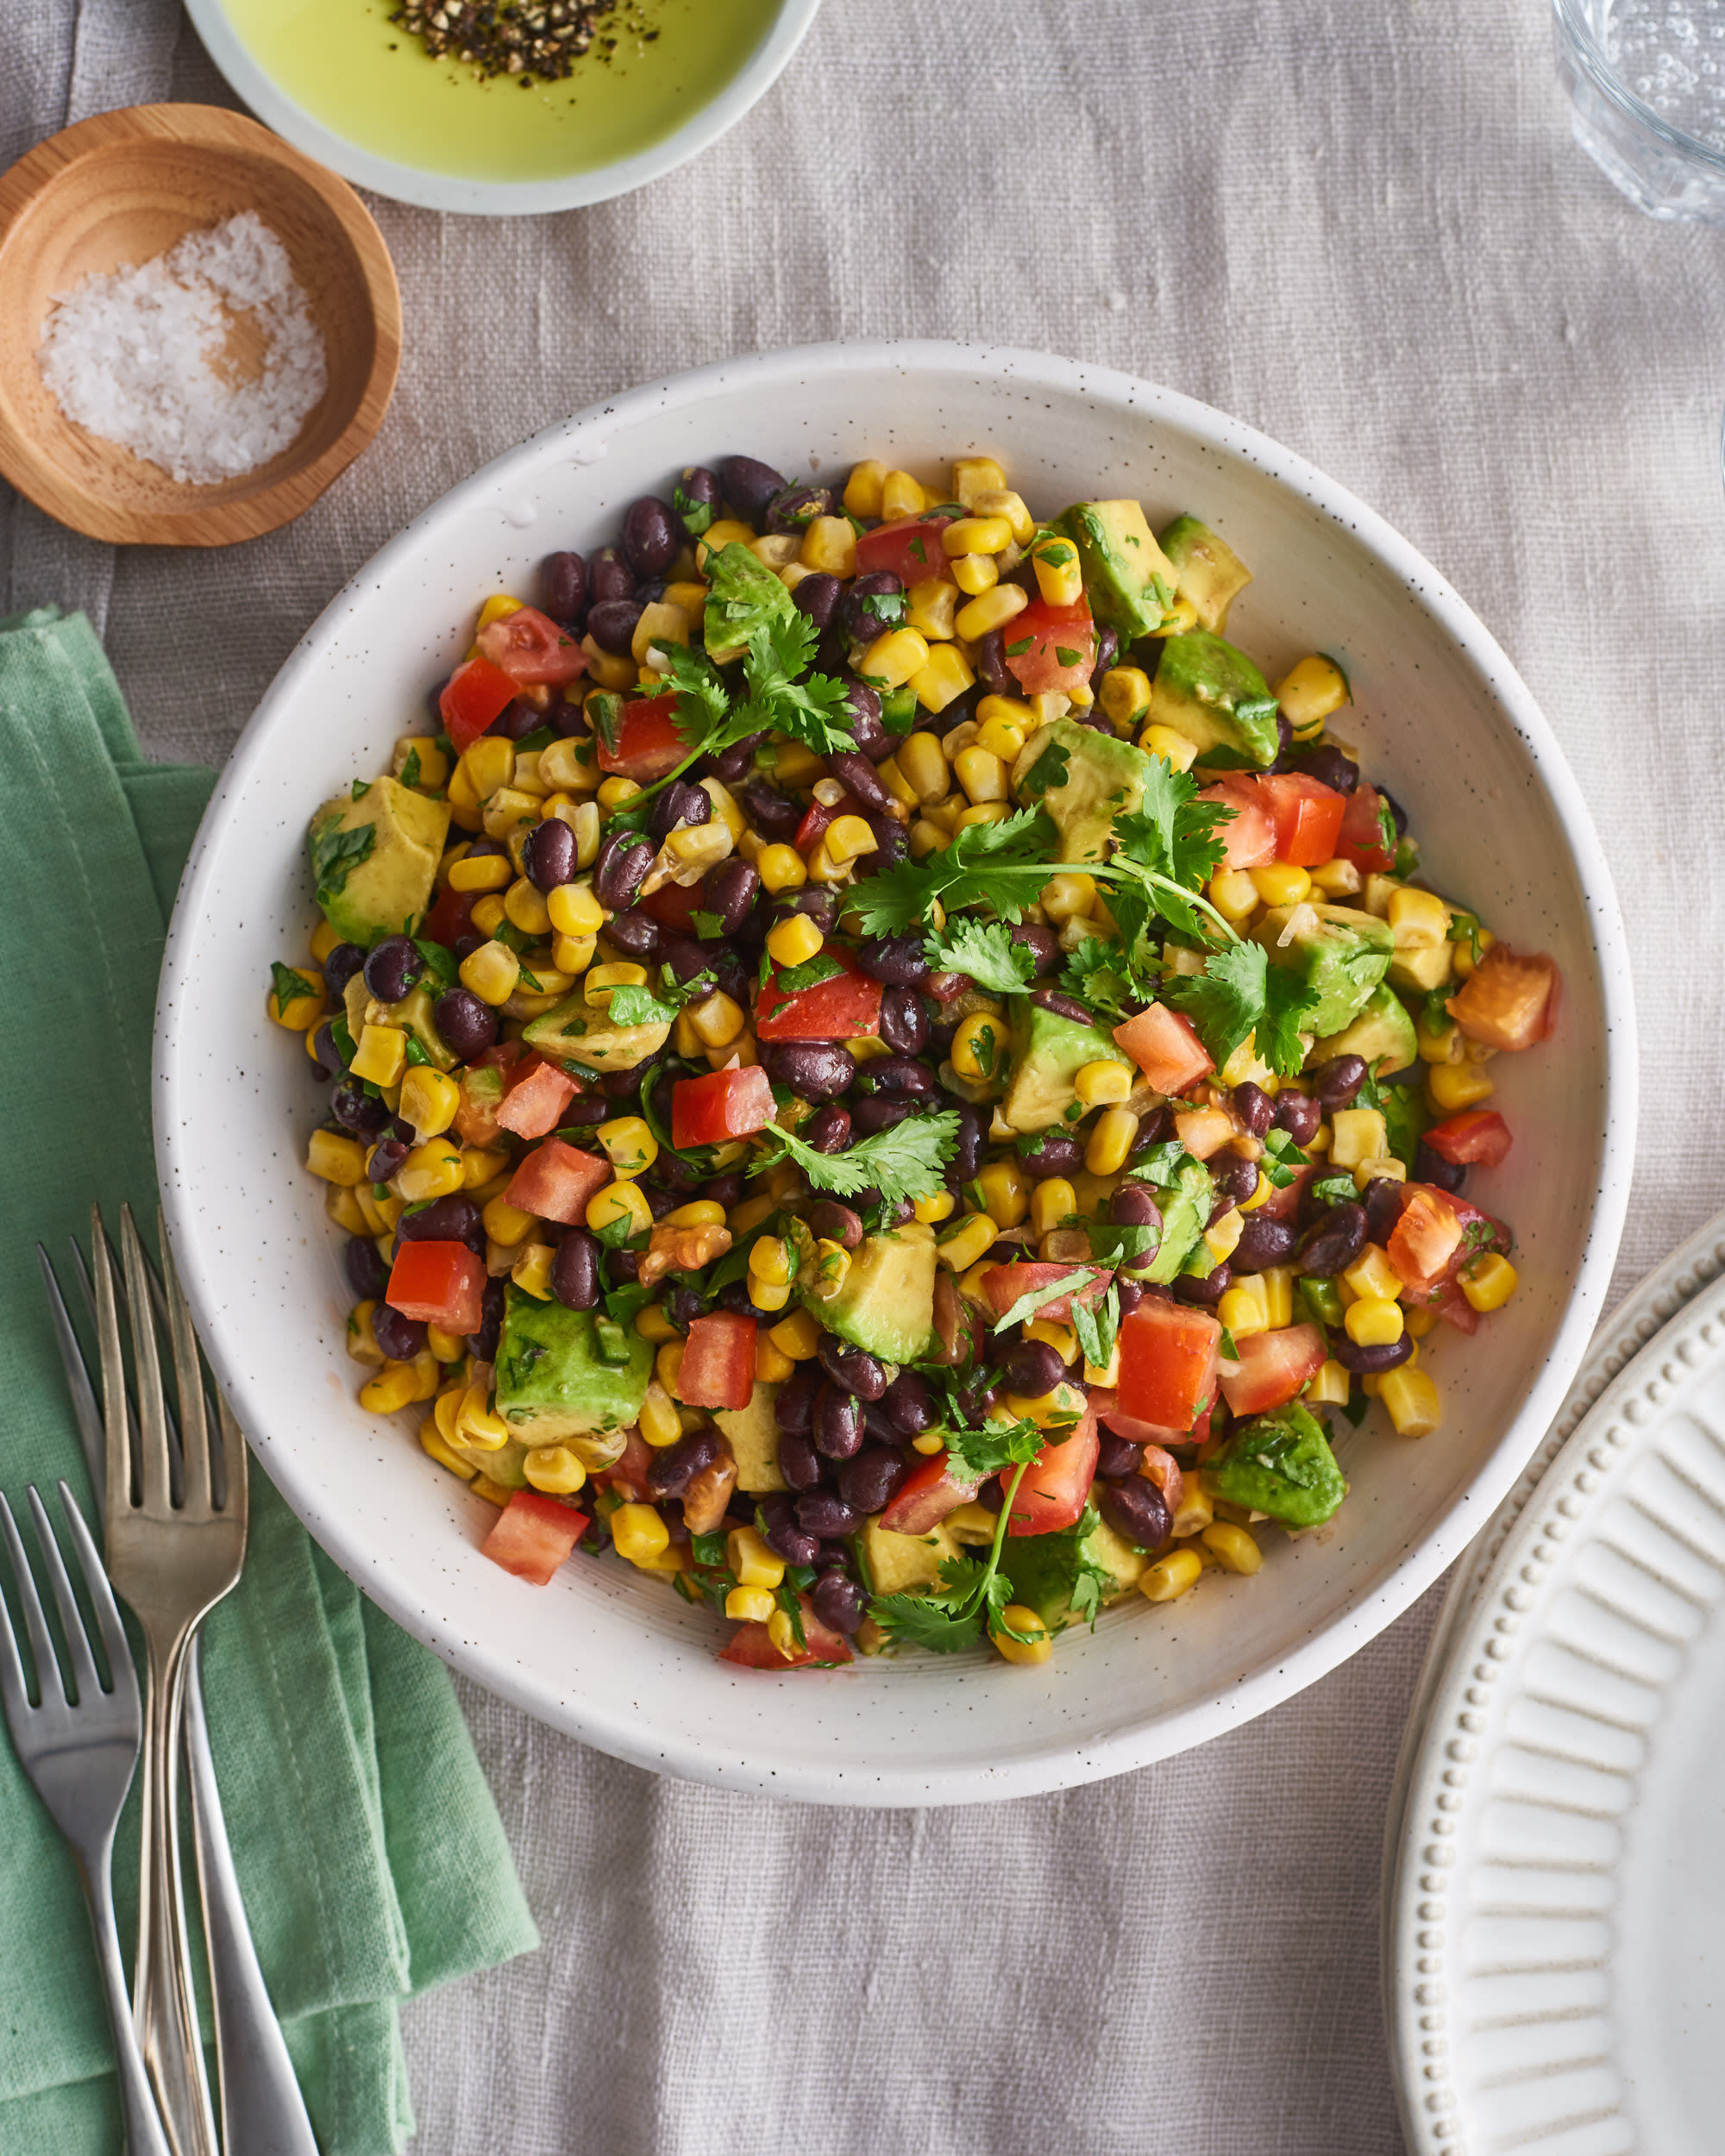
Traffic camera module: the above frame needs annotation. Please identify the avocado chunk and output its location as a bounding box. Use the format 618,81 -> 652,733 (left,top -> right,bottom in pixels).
342,972 -> 457,1073
1003,999 -> 1132,1135
1011,717 -> 1153,865
1252,902 -> 1393,1037
1158,515 -> 1253,635
1138,1156 -> 1216,1285
1047,500 -> 1180,641
309,776 -> 450,948
1202,1403 -> 1347,1528
522,993 -> 672,1074
445,1436 -> 531,1489
796,1222 -> 936,1364
494,1288 -> 652,1447
1146,630 -> 1280,769
998,1502 -> 1138,1628
1308,979 -> 1416,1075
858,1514 -> 962,1597
714,1383 -> 787,1494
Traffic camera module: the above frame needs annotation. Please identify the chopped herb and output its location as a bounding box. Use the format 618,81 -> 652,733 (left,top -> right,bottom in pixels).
690,910 -> 725,939
1017,739 -> 1070,802
672,480 -> 713,536
1054,646 -> 1082,667
770,952 -> 846,996
1004,635 -> 1034,657
761,1109 -> 959,1209
351,779 -> 372,800
398,746 -> 422,790
402,1035 -> 433,1067
990,1268 -> 1099,1334
923,918 -> 1034,995
309,819 -> 376,910
605,983 -> 681,1027
270,962 -> 318,1011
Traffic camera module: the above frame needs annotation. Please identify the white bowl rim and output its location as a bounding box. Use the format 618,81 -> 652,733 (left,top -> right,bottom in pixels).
181,0 -> 823,216
155,338 -> 1637,1803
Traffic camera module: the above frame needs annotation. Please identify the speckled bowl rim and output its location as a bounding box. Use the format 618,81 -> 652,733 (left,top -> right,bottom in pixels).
182,0 -> 823,216
155,341 -> 1637,1804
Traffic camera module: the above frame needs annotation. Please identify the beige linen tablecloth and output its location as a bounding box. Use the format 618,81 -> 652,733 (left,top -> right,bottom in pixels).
8,3 -> 1723,2148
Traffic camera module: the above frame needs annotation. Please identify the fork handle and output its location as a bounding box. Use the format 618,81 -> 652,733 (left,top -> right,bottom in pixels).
135,1628 -> 220,2156
185,1637 -> 321,2153
82,1836 -> 175,2156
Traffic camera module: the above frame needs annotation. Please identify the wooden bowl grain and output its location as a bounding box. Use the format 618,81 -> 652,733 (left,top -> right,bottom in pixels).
0,104 -> 401,547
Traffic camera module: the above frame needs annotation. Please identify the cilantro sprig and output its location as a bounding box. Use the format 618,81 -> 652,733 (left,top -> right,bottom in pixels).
923,918 -> 1035,995
1162,938 -> 1320,1077
757,1107 -> 960,1209
870,1453 -> 1041,1654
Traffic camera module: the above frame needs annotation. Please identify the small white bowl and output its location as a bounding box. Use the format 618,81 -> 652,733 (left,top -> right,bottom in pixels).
183,0 -> 822,216
155,342 -> 1636,1806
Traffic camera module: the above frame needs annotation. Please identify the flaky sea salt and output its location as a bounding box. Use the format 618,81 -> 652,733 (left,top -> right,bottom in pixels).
38,211 -> 328,486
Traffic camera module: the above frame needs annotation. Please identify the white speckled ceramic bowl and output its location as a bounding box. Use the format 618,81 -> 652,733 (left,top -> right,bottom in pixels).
155,342 -> 1635,1805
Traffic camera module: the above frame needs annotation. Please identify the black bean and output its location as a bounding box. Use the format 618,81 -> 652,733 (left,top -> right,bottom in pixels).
837,1447 -> 910,1517
647,1150 -> 699,1197
1096,1433 -> 1143,1479
766,483 -> 831,532
674,466 -> 721,537
587,598 -> 643,656
813,1385 -> 865,1458
588,546 -> 635,605
1089,624 -> 1120,685
329,1081 -> 388,1137
1100,1477 -> 1171,1551
1273,1089 -> 1323,1146
1284,743 -> 1358,795
605,908 -> 661,959
645,1428 -> 721,1501
323,941 -> 367,996
796,1489 -> 860,1539
546,691 -> 589,739
1296,1200 -> 1368,1277
1111,1182 -> 1164,1229
468,1275 -> 506,1362
1000,1338 -> 1064,1397
791,570 -> 843,630
775,887 -> 839,933
839,570 -> 905,644
1331,1332 -> 1414,1375
711,734 -> 764,786
549,1228 -> 600,1311
1308,1056 -> 1368,1112
524,817 -> 578,892
856,934 -> 929,987
622,497 -> 680,578
1414,1142 -> 1466,1194
561,1096 -> 612,1130
345,1237 -> 390,1300
642,1184 -> 679,1220
649,779 -> 711,839
1232,1213 -> 1300,1271
663,1282 -> 701,1331
851,1096 -> 914,1136
736,777 -> 801,840
712,1277 -> 764,1319
594,835 -> 654,911
719,455 -> 786,523
603,1060 -> 649,1098
605,1249 -> 641,1285
1018,1129 -> 1084,1181
840,678 -> 892,760
500,698 -> 545,741
362,934 -> 420,1005
398,1194 -> 484,1250
974,628 -> 1013,697
775,1363 -> 823,1435
774,1429 -> 822,1493
1212,1154 -> 1260,1206
759,1494 -> 820,1564
803,1103 -> 852,1153
817,1337 -> 888,1401
704,857 -> 760,936
807,1200 -> 864,1249
1233,1081 -> 1275,1139
946,1101 -> 986,1186
860,808 -> 909,875
702,1172 -> 744,1211
1363,1177 -> 1406,1247
856,1055 -> 936,1098
372,1303 -> 426,1361
1116,1280 -> 1146,1319
812,1570 -> 868,1636
955,1372 -> 1002,1425
1032,987 -> 1095,1025
1380,789 -> 1409,838
762,1041 -> 855,1100
541,549 -> 587,628
1173,1264 -> 1231,1308
822,750 -> 888,816
367,1136 -> 410,1183
1008,923 -> 1059,977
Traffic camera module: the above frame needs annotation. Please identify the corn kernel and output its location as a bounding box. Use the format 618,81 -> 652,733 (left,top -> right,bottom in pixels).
768,1307 -> 822,1360
762,915 -> 820,972
612,1503 -> 670,1568
941,514 -> 1013,558
395,1138 -> 464,1202
326,1182 -> 369,1236
903,1189 -> 952,1229
1345,1296 -> 1405,1348
586,1179 -> 653,1238
1208,868 -> 1258,924
347,1023 -> 405,1088
755,1333 -> 795,1383
627,1380 -> 678,1450
1217,1282 -> 1270,1339
951,457 -> 1007,508
543,881 -> 602,938
360,1363 -> 420,1414
740,844 -> 800,902
1131,723 -> 1193,773
458,939 -> 520,1006
1086,1106 -> 1138,1176
1030,533 -> 1082,607
975,1159 -> 1030,1229
463,736 -> 516,801
1251,862 -> 1313,909
909,642 -> 975,714
1461,1253 -> 1518,1313
1201,1521 -> 1264,1576
717,1526 -> 783,1593
973,711 -> 1026,762
448,850 -> 512,894
1029,1178 -> 1076,1238
595,1116 -> 657,1180
1428,1061 -> 1496,1112
1380,1367 -> 1442,1437
954,584 -> 1028,642
991,1605 -> 1052,1665
1096,666 -> 1152,734
725,1585 -> 777,1623
586,962 -> 648,1007
880,467 -> 929,519
950,553 -> 999,598
953,745 -> 1009,805
953,801 -> 1010,836
306,1129 -> 368,1187
1139,1549 -> 1204,1604
1304,1358 -> 1352,1407
819,815 -> 875,869
688,992 -> 746,1049
1073,1058 -> 1131,1108
937,1213 -> 997,1274
1330,1107 -> 1389,1169
893,731 -> 949,805
843,459 -> 887,517
1276,653 -> 1350,730
420,1414 -> 478,1479
1388,885 -> 1448,950
396,1067 -> 457,1143
951,1010 -> 1006,1083
858,626 -> 930,691
1041,873 -> 1095,924
905,575 -> 959,642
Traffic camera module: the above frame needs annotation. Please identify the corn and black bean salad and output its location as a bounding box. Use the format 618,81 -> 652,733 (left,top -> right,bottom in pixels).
273,451 -> 1559,1670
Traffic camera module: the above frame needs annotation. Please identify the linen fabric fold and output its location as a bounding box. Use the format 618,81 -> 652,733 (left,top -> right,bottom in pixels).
0,606 -> 537,2156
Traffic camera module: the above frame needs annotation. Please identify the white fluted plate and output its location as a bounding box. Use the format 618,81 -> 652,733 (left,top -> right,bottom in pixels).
1385,1207 -> 1725,2153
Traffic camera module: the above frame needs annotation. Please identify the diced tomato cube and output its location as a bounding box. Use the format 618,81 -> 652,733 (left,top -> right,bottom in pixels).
1422,1110 -> 1513,1169
421,881 -> 476,951
977,1262 -> 1112,1327
476,604 -> 586,688
451,1042 -> 524,1148
793,792 -> 858,856
480,1489 -> 588,1586
1117,1300 -> 1220,1430
1427,1275 -> 1482,1334
1199,774 -> 1276,869
495,1056 -> 578,1140
1217,1324 -> 1327,1417
1113,1002 -> 1214,1097
440,656 -> 518,753
853,517 -> 953,588
1446,947 -> 1559,1051
504,1138 -> 612,1225
878,1449 -> 982,1535
1251,1162 -> 1312,1225
679,1313 -> 756,1410
672,1067 -> 775,1148
599,1428 -> 655,1501
1258,772 -> 1347,867
1334,782 -> 1397,874
1002,1407 -> 1099,1538
385,1240 -> 487,1334
641,877 -> 706,932
720,1595 -> 853,1668
1003,595 -> 1097,696
756,946 -> 884,1041
1387,1185 -> 1466,1294
595,693 -> 689,781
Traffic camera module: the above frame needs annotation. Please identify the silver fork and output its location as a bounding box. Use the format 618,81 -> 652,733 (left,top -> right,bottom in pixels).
0,1482 -> 172,2156
41,1228 -> 321,2156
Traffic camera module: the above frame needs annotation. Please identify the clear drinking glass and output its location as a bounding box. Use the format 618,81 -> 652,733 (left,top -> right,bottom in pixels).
1554,0 -> 1725,220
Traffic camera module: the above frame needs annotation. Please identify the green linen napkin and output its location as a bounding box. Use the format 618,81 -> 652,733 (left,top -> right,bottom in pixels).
0,607 -> 539,2154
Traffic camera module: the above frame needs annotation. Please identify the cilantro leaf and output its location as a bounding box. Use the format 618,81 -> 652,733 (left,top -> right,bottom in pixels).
737,610 -> 856,756
923,918 -> 1035,995
989,1268 -> 1099,1335
1310,1174 -> 1358,1206
1257,966 -> 1323,1076
871,1559 -> 988,1653
690,910 -> 724,939
605,984 -> 681,1027
270,962 -> 318,1010
1164,940 -> 1268,1070
770,951 -> 846,996
309,818 -> 375,910
672,479 -> 713,536
1069,1281 -> 1120,1373
1018,739 -> 1070,801
944,1415 -> 1045,1481
398,746 -> 422,790
845,809 -> 1061,937
1446,908 -> 1484,964
660,642 -> 730,748
764,1108 -> 960,1208
411,937 -> 458,992
1059,935 -> 1142,1023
